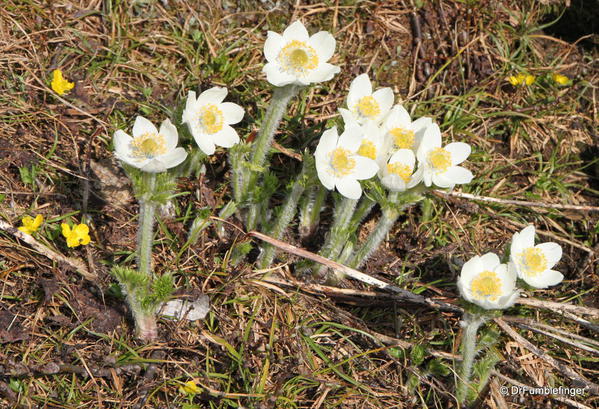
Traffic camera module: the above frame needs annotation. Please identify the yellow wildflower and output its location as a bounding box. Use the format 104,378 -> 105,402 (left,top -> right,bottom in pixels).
178,380 -> 202,395
51,69 -> 75,95
508,73 -> 535,86
61,223 -> 91,248
552,73 -> 570,86
18,214 -> 44,235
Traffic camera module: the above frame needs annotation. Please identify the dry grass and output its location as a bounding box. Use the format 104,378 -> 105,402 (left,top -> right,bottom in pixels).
0,0 -> 598,408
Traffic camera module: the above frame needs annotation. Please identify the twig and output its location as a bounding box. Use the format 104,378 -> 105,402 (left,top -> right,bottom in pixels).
0,219 -> 95,280
494,318 -> 599,395
1,360 -> 142,379
433,190 -> 599,212
248,231 -> 462,313
502,317 -> 599,355
491,370 -> 593,409
518,297 -> 599,319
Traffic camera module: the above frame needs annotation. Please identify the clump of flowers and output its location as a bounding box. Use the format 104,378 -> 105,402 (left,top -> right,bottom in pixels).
508,73 -> 535,86
51,69 -> 75,95
552,73 -> 570,86
18,214 -> 43,235
455,225 -> 564,404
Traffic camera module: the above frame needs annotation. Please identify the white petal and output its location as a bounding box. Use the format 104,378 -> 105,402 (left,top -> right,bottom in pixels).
315,127 -> 339,160
198,86 -> 228,105
524,270 -> 564,289
317,167 -> 335,190
185,90 -> 197,112
117,154 -> 146,170
432,172 -> 454,188
159,147 -> 187,169
309,31 -> 336,62
220,102 -> 244,124
460,255 -> 482,284
536,242 -> 562,269
264,31 -> 284,63
304,62 -> 340,84
113,130 -> 133,159
413,116 -> 432,132
347,74 -> 372,108
422,169 -> 433,186
497,290 -> 519,309
213,124 -> 239,148
336,178 -> 362,199
339,108 -> 359,126
263,62 -> 296,87
480,252 -> 500,269
440,166 -> 474,185
381,174 -> 407,192
193,133 -> 216,155
389,149 -> 415,168
141,158 -> 167,173
519,225 -> 536,249
372,87 -> 394,119
159,119 -> 179,151
416,123 -> 442,161
387,105 -> 411,129
338,125 -> 363,152
407,168 -> 423,188
133,116 -> 158,137
351,156 -> 379,180
283,20 -> 309,41
445,142 -> 471,165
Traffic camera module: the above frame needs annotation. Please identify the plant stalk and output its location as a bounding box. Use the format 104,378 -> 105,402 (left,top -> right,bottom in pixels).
457,313 -> 486,404
137,173 -> 157,277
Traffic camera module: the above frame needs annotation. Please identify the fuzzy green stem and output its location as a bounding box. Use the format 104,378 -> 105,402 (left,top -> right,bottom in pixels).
457,313 -> 486,404
131,302 -> 158,341
228,144 -> 247,204
137,173 -> 157,277
349,196 -> 375,227
299,185 -> 327,239
258,176 -> 306,269
315,197 -> 358,276
245,84 -> 300,229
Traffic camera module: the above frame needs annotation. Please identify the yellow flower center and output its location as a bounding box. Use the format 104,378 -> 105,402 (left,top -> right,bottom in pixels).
199,104 -> 224,134
389,127 -> 415,149
329,148 -> 356,177
51,69 -> 74,95
519,248 -> 547,276
428,147 -> 452,172
131,132 -> 167,160
278,40 -> 319,75
354,96 -> 380,119
357,140 -> 377,160
386,163 -> 412,182
470,270 -> 502,301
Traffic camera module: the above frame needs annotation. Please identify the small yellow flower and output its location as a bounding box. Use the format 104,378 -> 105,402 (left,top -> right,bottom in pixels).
552,73 -> 570,86
178,380 -> 202,395
508,73 -> 535,86
61,223 -> 91,248
18,215 -> 44,235
51,69 -> 75,95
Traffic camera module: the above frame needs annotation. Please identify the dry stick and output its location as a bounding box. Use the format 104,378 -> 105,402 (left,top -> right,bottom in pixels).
491,370 -> 593,409
0,219 -> 95,279
510,321 -> 599,356
433,190 -> 599,212
248,231 -> 462,313
502,316 -> 599,348
494,318 -> 599,395
517,297 -> 599,319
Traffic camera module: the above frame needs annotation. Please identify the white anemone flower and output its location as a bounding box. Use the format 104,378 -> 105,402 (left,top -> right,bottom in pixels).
114,116 -> 187,173
315,126 -> 379,200
509,225 -> 564,288
379,149 -> 422,192
339,73 -> 394,125
457,253 -> 519,310
355,122 -> 385,163
381,105 -> 433,153
263,21 -> 340,87
182,87 -> 245,155
415,123 -> 473,188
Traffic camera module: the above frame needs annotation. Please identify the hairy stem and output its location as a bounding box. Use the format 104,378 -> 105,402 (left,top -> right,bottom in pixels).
315,197 -> 358,276
137,173 -> 157,277
299,184 -> 328,239
457,313 -> 486,404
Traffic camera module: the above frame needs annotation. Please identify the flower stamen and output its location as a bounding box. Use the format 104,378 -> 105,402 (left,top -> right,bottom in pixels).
389,127 -> 415,149
428,147 -> 452,172
131,132 -> 167,160
278,40 -> 318,76
470,271 -> 502,301
329,148 -> 356,177
387,163 -> 412,182
357,140 -> 377,160
199,104 -> 224,135
518,248 -> 547,277
354,96 -> 380,119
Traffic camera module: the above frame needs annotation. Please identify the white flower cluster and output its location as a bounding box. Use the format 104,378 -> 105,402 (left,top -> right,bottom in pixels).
315,73 -> 474,199
458,225 -> 564,310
